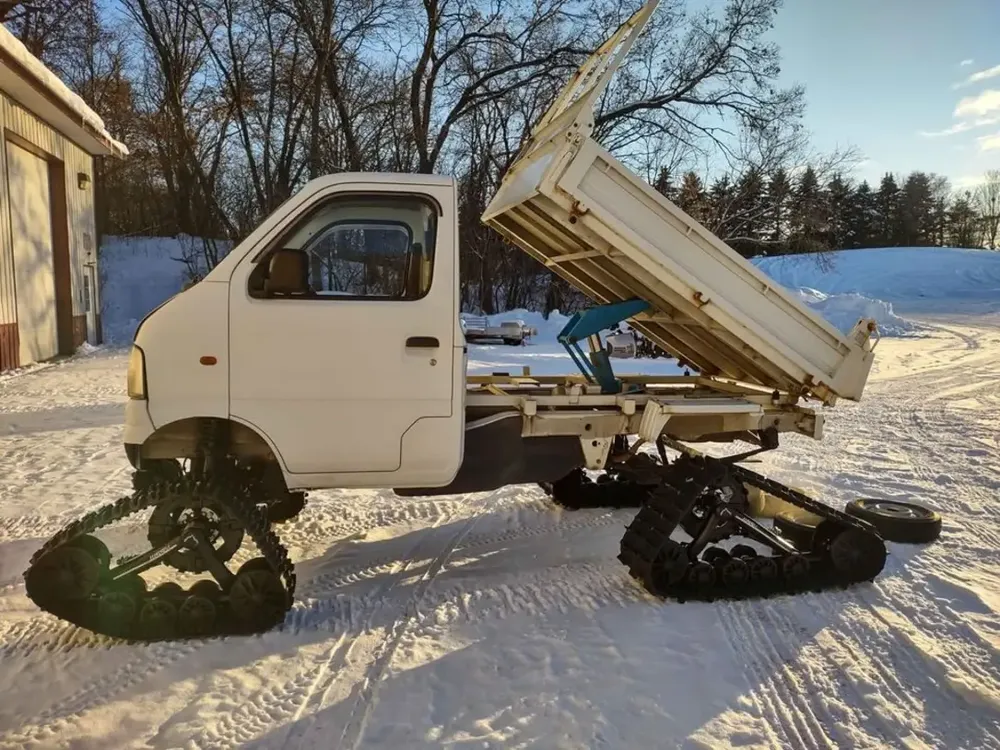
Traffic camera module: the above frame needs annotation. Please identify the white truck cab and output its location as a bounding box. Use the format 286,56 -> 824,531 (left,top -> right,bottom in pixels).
126,173 -> 468,490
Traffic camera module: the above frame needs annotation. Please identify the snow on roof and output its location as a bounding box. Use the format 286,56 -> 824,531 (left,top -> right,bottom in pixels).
0,23 -> 128,157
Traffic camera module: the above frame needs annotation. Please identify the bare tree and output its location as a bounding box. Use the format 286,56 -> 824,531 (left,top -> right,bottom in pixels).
399,0 -> 593,174
973,169 -> 1000,249
593,0 -> 804,174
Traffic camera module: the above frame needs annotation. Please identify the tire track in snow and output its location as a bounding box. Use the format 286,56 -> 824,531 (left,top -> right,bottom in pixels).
293,506 -> 621,605
839,596 -> 1000,749
232,516 -> 629,749
182,504 -> 464,750
718,598 -> 838,750
0,640 -> 203,748
334,509 -> 487,750
762,594 -> 945,749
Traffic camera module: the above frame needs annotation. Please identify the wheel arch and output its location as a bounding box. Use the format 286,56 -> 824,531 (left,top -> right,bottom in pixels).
133,416 -> 285,469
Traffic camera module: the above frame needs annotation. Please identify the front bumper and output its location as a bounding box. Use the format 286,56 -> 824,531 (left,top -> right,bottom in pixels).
123,400 -> 155,467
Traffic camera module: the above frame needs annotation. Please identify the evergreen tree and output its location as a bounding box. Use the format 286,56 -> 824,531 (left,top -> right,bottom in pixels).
789,166 -> 826,252
874,174 -> 901,246
708,174 -> 735,231
899,171 -> 934,246
766,168 -> 793,251
845,180 -> 876,248
826,173 -> 852,250
653,167 -> 677,202
725,168 -> 767,256
948,192 -> 981,247
677,171 -> 708,222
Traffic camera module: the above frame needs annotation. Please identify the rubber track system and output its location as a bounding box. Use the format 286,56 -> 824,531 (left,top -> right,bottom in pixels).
613,453 -> 889,603
22,473 -> 296,642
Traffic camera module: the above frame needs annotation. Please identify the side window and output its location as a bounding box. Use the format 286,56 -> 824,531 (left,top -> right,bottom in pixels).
249,193 -> 438,300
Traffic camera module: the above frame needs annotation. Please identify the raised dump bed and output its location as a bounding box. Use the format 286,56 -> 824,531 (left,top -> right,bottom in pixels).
482,0 -> 877,406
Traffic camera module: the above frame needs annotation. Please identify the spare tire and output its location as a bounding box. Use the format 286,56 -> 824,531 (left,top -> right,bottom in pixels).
845,499 -> 942,544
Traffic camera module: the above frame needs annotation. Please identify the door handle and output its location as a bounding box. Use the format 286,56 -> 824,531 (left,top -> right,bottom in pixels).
406,336 -> 439,348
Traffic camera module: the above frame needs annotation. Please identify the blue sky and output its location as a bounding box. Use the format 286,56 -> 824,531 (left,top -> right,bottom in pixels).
769,0 -> 1000,191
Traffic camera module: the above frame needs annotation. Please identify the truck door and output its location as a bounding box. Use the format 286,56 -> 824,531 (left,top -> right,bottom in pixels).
227,178 -> 464,488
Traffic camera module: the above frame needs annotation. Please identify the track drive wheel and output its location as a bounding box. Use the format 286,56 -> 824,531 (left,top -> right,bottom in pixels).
844,499 -> 942,544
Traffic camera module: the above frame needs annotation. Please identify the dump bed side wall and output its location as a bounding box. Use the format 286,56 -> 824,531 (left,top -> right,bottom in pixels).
561,141 -> 874,390
483,135 -> 876,402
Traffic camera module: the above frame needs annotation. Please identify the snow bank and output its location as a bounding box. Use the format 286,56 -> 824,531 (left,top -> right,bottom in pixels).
792,288 -> 921,337
99,235 -> 230,345
754,247 -> 1000,316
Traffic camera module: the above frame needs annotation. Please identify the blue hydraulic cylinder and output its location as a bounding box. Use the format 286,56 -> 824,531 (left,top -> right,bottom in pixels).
556,298 -> 651,393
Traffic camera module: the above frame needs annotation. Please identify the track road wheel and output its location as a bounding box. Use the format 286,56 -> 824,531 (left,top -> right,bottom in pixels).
189,579 -> 223,599
139,597 -> 178,639
97,590 -> 138,638
648,540 -> 688,593
845,498 -> 942,544
178,595 -> 217,636
66,535 -> 111,572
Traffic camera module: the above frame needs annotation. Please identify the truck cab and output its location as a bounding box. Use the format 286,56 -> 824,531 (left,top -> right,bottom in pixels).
125,173 -> 469,491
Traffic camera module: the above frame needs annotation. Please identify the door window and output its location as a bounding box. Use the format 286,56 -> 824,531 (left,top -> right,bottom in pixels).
249,194 -> 438,301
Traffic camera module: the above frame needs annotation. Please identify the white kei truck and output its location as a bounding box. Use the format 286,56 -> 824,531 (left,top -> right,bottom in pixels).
23,0 -> 940,642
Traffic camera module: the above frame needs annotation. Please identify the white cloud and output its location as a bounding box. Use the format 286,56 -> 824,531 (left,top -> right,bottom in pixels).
954,63 -> 1000,89
978,131 -> 1000,151
920,122 -> 974,137
961,59 -> 975,66
919,115 -> 1000,138
955,89 -> 1000,117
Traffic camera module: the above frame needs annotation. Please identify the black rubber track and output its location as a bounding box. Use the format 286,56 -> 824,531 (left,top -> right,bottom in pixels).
616,453 -> 888,603
23,472 -> 296,643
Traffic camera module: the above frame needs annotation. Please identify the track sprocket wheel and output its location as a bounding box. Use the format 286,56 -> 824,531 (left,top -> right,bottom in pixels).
147,485 -> 245,573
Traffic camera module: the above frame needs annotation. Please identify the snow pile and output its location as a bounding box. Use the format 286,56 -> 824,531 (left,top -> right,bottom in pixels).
0,24 -> 128,156
792,287 -> 921,337
99,235 -> 230,345
754,247 -> 1000,315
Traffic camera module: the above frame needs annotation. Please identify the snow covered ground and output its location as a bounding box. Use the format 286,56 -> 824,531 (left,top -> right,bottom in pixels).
1,245 -> 999,748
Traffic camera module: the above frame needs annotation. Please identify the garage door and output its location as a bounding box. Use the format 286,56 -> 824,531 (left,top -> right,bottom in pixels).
6,140 -> 56,366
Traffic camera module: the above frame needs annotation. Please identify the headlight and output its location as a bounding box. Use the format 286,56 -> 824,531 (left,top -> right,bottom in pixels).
127,345 -> 147,400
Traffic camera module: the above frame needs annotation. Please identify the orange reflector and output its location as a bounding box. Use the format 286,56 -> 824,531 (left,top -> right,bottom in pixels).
200,356 -> 217,366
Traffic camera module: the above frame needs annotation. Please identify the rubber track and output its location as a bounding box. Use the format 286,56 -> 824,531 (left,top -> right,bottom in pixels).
615,453 -> 887,603
22,474 -> 296,643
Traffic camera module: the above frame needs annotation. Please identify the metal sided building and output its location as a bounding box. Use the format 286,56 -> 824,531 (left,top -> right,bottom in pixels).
0,24 -> 127,372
